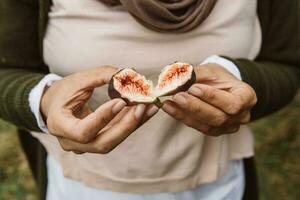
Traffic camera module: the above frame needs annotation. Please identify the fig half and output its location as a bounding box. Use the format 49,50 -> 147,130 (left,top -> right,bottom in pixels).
108,62 -> 195,104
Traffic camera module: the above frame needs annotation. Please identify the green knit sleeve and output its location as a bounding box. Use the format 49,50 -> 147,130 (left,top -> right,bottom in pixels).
226,59 -> 299,120
0,69 -> 45,131
0,0 -> 47,131
223,0 -> 300,121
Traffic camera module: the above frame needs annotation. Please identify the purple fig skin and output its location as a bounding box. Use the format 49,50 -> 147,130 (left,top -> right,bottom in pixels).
108,76 -> 122,99
108,68 -> 125,101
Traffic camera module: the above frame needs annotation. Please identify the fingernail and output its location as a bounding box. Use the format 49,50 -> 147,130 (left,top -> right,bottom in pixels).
134,104 -> 146,120
112,100 -> 126,114
173,94 -> 187,105
162,104 -> 176,115
146,105 -> 159,117
188,86 -> 202,97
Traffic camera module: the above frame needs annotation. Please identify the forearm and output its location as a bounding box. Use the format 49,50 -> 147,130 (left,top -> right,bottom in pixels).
0,68 -> 45,131
227,58 -> 299,120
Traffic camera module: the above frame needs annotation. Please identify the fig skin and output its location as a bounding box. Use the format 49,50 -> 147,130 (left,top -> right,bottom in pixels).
108,76 -> 123,100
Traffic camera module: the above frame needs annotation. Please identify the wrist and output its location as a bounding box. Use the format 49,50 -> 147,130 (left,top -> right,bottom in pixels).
40,85 -> 50,122
201,55 -> 242,80
29,74 -> 62,133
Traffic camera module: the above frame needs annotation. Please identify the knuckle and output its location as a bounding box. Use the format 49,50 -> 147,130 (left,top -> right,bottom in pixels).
240,113 -> 251,124
202,87 -> 215,100
119,120 -> 136,134
227,102 -> 242,115
99,114 -> 111,126
60,143 -> 71,152
123,125 -> 134,134
73,151 -> 84,155
96,142 -> 113,154
193,103 -> 205,114
184,120 -> 194,128
58,139 -> 72,152
245,85 -> 257,107
47,115 -> 59,134
213,114 -> 228,127
74,127 -> 91,144
208,129 -> 221,137
172,111 -> 185,121
198,124 -> 214,134
200,125 -> 212,134
227,126 -> 240,134
250,93 -> 258,107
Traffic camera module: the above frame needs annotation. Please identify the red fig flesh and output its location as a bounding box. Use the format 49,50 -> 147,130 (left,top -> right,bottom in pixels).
155,62 -> 195,97
108,68 -> 156,103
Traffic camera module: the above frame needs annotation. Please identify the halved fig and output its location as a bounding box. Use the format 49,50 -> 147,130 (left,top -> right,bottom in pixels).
155,62 -> 195,97
108,62 -> 195,104
108,68 -> 157,103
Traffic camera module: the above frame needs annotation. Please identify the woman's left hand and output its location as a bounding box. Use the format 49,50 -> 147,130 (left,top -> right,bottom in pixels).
162,63 -> 257,137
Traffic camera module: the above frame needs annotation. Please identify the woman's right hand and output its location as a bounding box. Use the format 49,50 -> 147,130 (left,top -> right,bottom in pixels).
41,66 -> 159,154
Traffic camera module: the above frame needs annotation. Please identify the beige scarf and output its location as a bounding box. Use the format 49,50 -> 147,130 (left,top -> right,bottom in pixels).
100,0 -> 217,33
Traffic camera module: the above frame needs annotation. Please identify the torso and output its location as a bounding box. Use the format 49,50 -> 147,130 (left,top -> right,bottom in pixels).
34,0 -> 262,193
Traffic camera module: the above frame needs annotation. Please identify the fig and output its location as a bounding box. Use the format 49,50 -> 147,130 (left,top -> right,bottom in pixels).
108,62 -> 195,104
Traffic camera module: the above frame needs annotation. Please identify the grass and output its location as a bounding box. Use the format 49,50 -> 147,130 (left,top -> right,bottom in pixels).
250,92 -> 300,200
0,123 -> 37,200
0,93 -> 299,200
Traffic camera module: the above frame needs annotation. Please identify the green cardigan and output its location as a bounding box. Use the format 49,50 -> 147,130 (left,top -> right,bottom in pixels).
0,0 -> 299,132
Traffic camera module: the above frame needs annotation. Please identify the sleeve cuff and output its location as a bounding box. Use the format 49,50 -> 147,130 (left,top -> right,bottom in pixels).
28,73 -> 63,133
201,55 -> 242,80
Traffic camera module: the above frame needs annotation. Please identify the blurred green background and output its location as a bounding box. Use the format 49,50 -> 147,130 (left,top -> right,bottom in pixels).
0,93 -> 299,200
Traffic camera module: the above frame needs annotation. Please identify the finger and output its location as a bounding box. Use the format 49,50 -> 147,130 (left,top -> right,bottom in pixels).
162,101 -> 242,136
162,100 -> 211,132
58,137 -> 87,153
206,125 -> 240,137
73,151 -> 84,154
92,104 -> 147,153
162,100 -> 188,121
170,92 -> 229,127
141,104 -> 159,123
222,111 -> 251,126
223,125 -> 240,134
188,84 -> 243,115
58,105 -> 147,154
49,98 -> 127,143
103,104 -> 159,133
239,111 -> 251,124
74,104 -> 93,119
70,66 -> 118,89
230,84 -> 257,110
100,106 -> 132,131
162,100 -> 242,136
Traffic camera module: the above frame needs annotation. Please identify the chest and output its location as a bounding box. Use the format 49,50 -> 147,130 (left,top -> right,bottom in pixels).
43,0 -> 261,77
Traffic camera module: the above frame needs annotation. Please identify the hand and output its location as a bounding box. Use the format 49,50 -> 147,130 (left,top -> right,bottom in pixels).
41,66 -> 159,154
162,63 -> 257,136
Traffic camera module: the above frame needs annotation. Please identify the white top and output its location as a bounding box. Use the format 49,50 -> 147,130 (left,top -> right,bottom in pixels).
46,156 -> 245,200
29,0 -> 261,196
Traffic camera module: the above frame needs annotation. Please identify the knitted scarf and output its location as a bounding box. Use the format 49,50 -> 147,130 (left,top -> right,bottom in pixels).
100,0 -> 217,33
